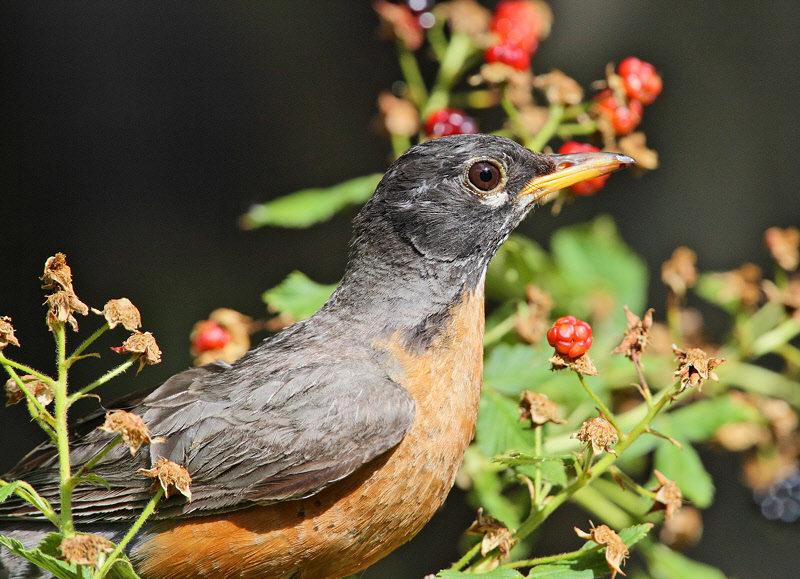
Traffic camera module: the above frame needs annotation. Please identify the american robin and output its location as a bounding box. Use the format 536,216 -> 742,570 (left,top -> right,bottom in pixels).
0,134 -> 632,579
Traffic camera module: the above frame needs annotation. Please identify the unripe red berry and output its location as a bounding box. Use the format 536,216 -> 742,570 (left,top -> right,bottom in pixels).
491,0 -> 540,54
484,39 -> 531,70
547,315 -> 593,358
557,141 -> 611,196
191,320 -> 232,353
423,108 -> 478,137
617,56 -> 663,106
593,90 -> 643,135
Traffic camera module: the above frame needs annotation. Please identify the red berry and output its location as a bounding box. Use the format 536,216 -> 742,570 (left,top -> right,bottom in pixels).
546,315 -> 593,358
484,39 -> 532,70
592,90 -> 643,135
191,320 -> 231,353
617,57 -> 662,106
557,141 -> 611,196
423,108 -> 478,138
491,1 -> 540,54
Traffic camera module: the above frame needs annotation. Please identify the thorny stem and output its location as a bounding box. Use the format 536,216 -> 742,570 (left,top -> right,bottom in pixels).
68,322 -> 109,366
65,435 -> 122,493
609,466 -> 658,501
71,357 -> 136,400
500,544 -> 605,570
526,103 -> 565,152
0,354 -> 57,433
576,373 -> 622,435
92,488 -> 165,579
53,323 -> 75,537
0,479 -> 60,528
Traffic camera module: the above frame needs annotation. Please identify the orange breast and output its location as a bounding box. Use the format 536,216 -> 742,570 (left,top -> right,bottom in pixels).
134,289 -> 485,579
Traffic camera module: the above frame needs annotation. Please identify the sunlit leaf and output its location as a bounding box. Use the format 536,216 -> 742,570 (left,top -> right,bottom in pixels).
262,271 -> 337,320
477,390 -> 537,457
653,440 -> 714,508
645,543 -> 726,579
437,569 -> 525,578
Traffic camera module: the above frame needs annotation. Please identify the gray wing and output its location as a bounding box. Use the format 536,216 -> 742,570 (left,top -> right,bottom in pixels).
2,356 -> 415,522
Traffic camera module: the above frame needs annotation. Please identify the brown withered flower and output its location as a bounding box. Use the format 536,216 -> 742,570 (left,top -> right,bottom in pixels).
98,409 -> 165,455
40,252 -> 76,293
139,457 -> 192,501
0,316 -> 20,349
661,247 -> 698,297
518,391 -> 566,428
112,331 -> 162,373
5,375 -> 54,407
45,290 -> 89,332
763,276 -> 800,323
617,132 -> 659,172
575,522 -> 635,579
58,534 -> 115,568
436,0 -> 491,41
659,506 -> 702,550
573,416 -> 618,457
374,0 -> 424,51
714,263 -> 763,309
466,508 -> 515,560
515,285 -> 553,344
191,308 -> 253,366
647,469 -> 683,519
672,345 -> 724,394
534,69 -> 584,106
764,226 -> 800,271
550,351 -> 598,376
94,298 -> 142,331
612,306 -> 654,362
377,92 -> 419,138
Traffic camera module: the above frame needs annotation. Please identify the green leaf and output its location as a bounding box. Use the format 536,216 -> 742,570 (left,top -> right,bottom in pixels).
241,173 -> 383,229
645,543 -> 726,579
653,441 -> 714,508
527,565 -> 593,578
653,396 -> 757,443
82,473 -> 111,491
486,234 -> 552,300
0,480 -> 19,503
437,569 -> 525,578
262,271 -> 337,320
483,344 -> 552,396
476,391 -> 537,457
106,559 -> 144,579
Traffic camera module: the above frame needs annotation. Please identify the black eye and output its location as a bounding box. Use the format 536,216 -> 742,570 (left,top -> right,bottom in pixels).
468,161 -> 502,192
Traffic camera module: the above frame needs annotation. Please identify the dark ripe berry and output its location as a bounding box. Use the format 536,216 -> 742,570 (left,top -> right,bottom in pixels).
547,315 -> 593,358
191,320 -> 232,352
618,57 -> 663,106
557,141 -> 611,196
593,90 -> 643,135
423,108 -> 478,137
491,0 -> 540,54
484,39 -> 533,70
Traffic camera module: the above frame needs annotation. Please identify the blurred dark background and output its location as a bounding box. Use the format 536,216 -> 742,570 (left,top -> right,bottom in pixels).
1,1 -> 799,577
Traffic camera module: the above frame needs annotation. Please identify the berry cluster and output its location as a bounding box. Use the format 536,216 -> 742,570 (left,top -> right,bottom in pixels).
592,56 -> 662,136
484,1 -> 541,70
191,320 -> 232,353
423,107 -> 479,137
754,470 -> 800,523
547,315 -> 593,358
557,141 -> 611,196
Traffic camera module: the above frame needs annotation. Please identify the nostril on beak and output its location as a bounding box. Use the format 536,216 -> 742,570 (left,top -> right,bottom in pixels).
555,161 -> 576,171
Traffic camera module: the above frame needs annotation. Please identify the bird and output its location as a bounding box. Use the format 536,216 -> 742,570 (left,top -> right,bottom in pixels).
0,134 -> 632,579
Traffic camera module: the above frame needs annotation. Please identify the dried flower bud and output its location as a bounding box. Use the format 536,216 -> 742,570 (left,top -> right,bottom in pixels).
466,508 -> 515,559
40,252 -> 75,293
534,69 -> 584,105
713,421 -> 770,452
191,308 -> 253,366
45,290 -> 89,332
378,92 -> 420,137
661,247 -> 698,297
5,375 -> 54,407
515,285 -> 552,344
374,0 -> 424,51
98,409 -> 165,455
575,522 -> 633,579
95,298 -> 142,331
659,506 -> 702,550
612,306 -> 654,362
139,457 -> 192,501
112,331 -> 162,373
58,534 -> 115,568
648,470 -> 683,519
672,345 -> 724,394
759,397 -> 798,440
436,0 -> 492,42
617,132 -> 659,171
549,351 -> 598,376
0,316 -> 20,349
765,226 -> 800,271
715,263 -> 763,309
518,391 -> 566,427
573,416 -> 618,456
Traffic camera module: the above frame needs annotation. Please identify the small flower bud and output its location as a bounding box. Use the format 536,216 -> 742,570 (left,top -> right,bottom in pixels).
58,534 -> 115,569
112,331 -> 162,373
0,316 -> 20,349
573,416 -> 618,456
139,457 -> 192,502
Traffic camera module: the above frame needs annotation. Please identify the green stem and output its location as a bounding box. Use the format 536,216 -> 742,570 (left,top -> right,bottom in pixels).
450,542 -> 482,572
526,104 -> 565,152
556,121 -> 598,138
0,355 -> 56,432
533,425 -> 543,509
0,479 -> 60,528
0,354 -> 57,386
53,324 -> 75,537
483,310 -> 519,346
65,435 -> 122,492
777,343 -> 800,368
576,373 -> 622,435
396,40 -> 428,108
68,322 -> 109,366
665,293 -> 683,346
71,358 -> 136,401
571,484 -> 635,530
500,88 -> 531,143
92,488 -> 164,579
389,132 -> 412,160
422,32 -> 475,118
749,317 -> 800,359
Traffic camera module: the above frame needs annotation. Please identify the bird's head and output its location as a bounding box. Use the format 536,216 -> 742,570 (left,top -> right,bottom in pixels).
352,134 -> 633,272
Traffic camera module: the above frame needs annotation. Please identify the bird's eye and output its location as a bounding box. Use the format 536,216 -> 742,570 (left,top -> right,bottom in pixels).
467,161 -> 502,192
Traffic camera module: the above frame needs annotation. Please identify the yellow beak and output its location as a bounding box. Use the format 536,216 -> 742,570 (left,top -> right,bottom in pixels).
518,152 -> 635,203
